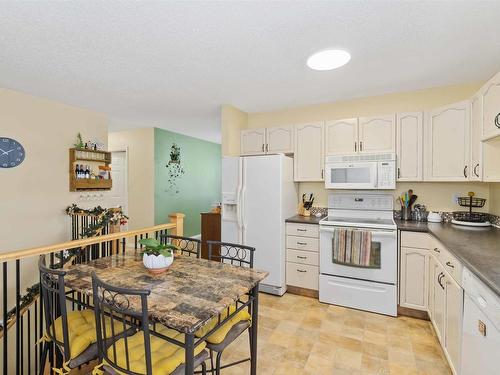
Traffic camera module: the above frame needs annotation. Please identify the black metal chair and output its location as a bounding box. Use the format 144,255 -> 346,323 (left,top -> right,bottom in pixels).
161,234 -> 201,258
204,241 -> 256,375
91,272 -> 208,375
38,255 -> 102,374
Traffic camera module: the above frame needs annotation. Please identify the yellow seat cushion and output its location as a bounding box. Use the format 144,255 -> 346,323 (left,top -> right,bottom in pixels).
195,305 -> 251,345
45,309 -> 128,359
104,325 -> 206,375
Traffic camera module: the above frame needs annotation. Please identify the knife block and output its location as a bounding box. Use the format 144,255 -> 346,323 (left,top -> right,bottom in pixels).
298,202 -> 311,217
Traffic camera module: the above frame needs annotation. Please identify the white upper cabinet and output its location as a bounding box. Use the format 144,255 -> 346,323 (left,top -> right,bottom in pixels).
424,101 -> 471,181
266,126 -> 294,154
325,118 -> 358,155
358,115 -> 396,153
396,112 -> 423,181
470,94 -> 483,181
240,129 -> 266,155
294,122 -> 324,181
481,71 -> 500,140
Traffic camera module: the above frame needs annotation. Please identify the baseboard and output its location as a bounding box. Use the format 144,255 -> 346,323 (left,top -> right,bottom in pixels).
397,305 -> 430,320
286,285 -> 319,299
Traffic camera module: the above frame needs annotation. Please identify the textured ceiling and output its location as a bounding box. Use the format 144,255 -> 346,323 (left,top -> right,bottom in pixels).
1,1 -> 500,142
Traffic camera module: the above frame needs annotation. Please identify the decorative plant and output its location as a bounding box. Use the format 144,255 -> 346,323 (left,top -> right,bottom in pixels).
138,238 -> 176,257
74,132 -> 85,149
166,143 -> 185,194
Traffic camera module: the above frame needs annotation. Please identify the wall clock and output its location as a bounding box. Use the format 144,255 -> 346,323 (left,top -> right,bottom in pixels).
0,137 -> 25,168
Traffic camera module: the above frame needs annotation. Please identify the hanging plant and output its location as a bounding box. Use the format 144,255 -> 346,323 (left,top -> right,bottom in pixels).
166,143 -> 185,194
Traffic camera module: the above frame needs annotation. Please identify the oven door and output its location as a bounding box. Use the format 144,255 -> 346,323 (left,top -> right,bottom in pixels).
324,162 -> 378,189
319,226 -> 397,284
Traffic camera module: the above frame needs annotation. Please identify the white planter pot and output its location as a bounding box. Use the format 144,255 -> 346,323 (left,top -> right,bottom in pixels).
143,253 -> 173,274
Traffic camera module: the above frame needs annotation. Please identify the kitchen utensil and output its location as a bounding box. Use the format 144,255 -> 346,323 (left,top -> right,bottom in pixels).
401,206 -> 412,221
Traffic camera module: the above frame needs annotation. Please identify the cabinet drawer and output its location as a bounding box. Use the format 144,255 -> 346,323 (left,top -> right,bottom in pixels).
286,262 -> 319,290
401,231 -> 430,249
286,223 -> 319,238
287,249 -> 319,266
441,248 -> 463,286
286,235 -> 319,252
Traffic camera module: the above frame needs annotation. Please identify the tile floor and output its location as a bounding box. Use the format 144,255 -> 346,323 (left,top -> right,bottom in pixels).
220,292 -> 452,375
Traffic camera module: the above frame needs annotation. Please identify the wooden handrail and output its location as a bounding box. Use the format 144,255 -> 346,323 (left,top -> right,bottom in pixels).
0,222 -> 176,263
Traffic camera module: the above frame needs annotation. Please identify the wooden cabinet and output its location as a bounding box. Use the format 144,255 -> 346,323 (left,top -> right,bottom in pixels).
400,247 -> 428,311
69,148 -> 113,192
396,112 -> 423,181
324,118 -> 358,155
294,122 -> 324,181
481,71 -> 500,140
240,129 -> 266,155
424,101 -> 471,181
470,94 -> 483,180
286,223 -> 319,295
444,274 -> 463,375
200,212 -> 221,260
358,114 -> 396,153
266,126 -> 294,154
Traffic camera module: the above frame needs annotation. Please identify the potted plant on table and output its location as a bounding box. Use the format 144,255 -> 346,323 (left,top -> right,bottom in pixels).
138,238 -> 177,274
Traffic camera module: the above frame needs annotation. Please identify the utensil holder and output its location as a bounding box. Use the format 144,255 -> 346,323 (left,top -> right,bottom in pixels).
401,206 -> 412,221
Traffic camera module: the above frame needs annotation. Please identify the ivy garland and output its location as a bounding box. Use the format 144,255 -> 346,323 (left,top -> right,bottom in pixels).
0,284 -> 40,331
166,143 -> 185,194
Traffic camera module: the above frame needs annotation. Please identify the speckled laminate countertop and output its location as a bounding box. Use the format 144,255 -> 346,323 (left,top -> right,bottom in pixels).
397,219 -> 500,297
285,214 -> 326,225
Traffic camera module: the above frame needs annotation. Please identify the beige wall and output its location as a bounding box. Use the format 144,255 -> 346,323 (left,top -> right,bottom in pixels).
0,88 -> 108,253
221,104 -> 248,156
247,82 -> 482,128
224,82 -> 494,212
490,183 -> 500,216
108,128 -> 155,229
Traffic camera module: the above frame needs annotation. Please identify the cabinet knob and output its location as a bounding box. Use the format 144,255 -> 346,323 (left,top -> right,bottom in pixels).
297,269 -> 307,273
446,261 -> 455,269
354,142 -> 357,152
297,242 -> 307,245
296,229 -> 306,232
360,141 -> 363,151
463,165 -> 468,178
261,144 -> 265,152
297,256 -> 307,259
474,163 -> 480,177
433,248 -> 440,253
265,143 -> 269,152
495,113 -> 500,129
397,168 -> 401,179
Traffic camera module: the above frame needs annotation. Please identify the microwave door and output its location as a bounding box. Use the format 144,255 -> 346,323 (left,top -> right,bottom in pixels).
326,162 -> 377,189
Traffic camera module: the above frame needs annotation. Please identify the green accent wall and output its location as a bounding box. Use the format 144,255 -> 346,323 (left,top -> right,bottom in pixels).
154,128 -> 221,236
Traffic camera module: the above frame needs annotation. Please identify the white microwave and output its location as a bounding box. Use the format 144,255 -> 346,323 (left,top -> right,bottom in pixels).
324,153 -> 396,190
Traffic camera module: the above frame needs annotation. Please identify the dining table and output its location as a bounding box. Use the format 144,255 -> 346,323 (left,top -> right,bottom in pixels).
63,251 -> 268,375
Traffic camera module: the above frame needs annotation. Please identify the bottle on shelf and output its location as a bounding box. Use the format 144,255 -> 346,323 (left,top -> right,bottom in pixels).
75,164 -> 80,179
85,165 -> 90,179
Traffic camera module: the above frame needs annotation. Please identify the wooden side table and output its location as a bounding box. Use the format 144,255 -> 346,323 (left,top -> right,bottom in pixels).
200,212 -> 221,259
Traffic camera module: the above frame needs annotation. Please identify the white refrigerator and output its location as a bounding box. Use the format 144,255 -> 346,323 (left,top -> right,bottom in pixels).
221,154 -> 297,296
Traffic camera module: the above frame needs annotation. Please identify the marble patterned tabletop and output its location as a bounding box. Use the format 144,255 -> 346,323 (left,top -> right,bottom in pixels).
64,252 -> 268,333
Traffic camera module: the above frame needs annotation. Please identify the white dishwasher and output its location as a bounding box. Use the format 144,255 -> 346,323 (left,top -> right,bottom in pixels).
461,268 -> 500,375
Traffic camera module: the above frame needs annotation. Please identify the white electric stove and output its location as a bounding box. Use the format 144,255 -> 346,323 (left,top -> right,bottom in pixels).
319,192 -> 397,316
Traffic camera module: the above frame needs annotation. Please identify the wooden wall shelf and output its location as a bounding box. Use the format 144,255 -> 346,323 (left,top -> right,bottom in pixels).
69,148 -> 113,192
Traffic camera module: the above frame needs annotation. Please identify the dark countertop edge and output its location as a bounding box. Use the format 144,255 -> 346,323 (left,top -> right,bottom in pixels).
285,214 -> 326,225
397,220 -> 500,297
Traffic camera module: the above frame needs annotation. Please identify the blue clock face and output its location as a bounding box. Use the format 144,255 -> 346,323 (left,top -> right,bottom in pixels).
0,137 -> 25,168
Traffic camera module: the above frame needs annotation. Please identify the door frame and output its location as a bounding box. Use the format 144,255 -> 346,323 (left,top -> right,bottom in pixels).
109,147 -> 129,219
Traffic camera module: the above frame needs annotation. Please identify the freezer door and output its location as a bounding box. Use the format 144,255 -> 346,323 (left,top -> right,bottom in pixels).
242,155 -> 284,290
221,157 -> 242,243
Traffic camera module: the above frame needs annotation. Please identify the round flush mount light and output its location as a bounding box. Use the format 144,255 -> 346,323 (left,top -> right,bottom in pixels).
307,49 -> 351,71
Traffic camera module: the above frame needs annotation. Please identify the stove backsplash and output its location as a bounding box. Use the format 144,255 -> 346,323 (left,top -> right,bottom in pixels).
393,210 -> 500,226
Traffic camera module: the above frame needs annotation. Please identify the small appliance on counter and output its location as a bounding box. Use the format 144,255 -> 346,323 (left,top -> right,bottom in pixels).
451,191 -> 491,227
427,212 -> 443,223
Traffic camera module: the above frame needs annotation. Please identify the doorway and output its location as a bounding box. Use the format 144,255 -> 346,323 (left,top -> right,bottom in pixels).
109,150 -> 128,231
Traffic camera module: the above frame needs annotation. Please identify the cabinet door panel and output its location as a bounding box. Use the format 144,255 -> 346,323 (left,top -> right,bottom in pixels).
481,71 -> 500,139
325,118 -> 358,155
400,247 -> 428,310
240,129 -> 266,155
294,122 -> 324,181
445,276 -> 464,375
358,115 -> 396,153
424,101 -> 470,181
397,112 -> 423,181
266,126 -> 294,154
470,94 -> 483,180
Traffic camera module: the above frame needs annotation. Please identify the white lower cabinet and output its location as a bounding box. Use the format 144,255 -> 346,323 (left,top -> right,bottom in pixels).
286,223 -> 319,291
400,231 -> 464,375
400,247 -> 428,310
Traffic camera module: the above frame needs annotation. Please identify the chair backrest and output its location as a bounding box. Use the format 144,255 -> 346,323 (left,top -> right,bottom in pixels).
91,272 -> 152,375
206,240 -> 255,268
38,255 -> 72,360
161,234 -> 201,258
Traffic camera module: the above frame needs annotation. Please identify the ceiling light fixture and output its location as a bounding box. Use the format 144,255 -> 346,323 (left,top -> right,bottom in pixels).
307,49 -> 351,71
